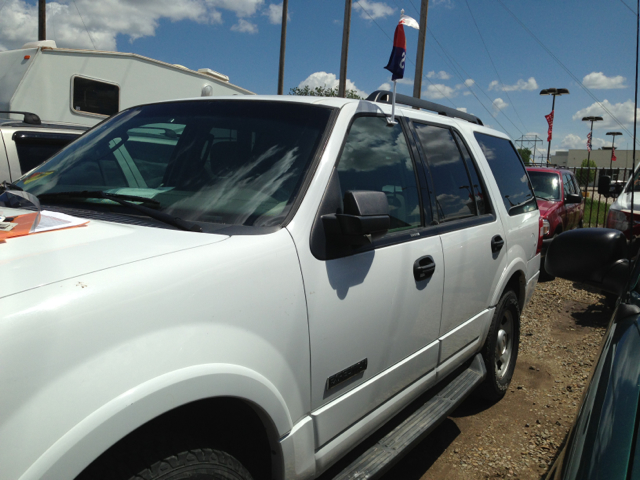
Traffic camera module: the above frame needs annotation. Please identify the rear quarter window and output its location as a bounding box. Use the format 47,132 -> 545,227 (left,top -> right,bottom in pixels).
474,133 -> 536,216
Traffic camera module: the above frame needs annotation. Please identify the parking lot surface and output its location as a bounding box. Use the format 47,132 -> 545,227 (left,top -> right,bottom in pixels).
368,277 -> 608,479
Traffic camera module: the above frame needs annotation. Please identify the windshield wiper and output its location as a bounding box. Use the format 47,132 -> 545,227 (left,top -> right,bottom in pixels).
37,190 -> 202,232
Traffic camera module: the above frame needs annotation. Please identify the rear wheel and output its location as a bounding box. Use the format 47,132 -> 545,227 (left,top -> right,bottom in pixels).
477,290 -> 520,401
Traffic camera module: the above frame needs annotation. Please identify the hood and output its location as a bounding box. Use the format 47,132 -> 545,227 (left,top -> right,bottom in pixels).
0,216 -> 228,299
536,198 -> 561,218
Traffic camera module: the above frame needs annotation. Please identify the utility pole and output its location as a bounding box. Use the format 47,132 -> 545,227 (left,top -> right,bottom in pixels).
338,0 -> 352,98
412,0 -> 429,101
277,0 -> 289,95
38,0 -> 46,41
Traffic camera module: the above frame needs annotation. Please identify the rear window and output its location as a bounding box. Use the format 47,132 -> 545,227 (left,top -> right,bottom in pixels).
474,133 -> 536,216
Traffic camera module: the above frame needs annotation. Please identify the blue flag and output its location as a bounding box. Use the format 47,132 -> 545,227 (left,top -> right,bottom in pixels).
385,24 -> 406,81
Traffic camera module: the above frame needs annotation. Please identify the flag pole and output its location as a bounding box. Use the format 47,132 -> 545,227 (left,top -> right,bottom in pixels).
390,80 -> 397,124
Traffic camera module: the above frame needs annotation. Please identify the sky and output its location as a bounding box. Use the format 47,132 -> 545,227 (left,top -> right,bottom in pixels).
0,0 -> 638,161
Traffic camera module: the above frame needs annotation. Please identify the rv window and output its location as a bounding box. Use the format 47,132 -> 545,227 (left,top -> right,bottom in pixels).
73,77 -> 119,116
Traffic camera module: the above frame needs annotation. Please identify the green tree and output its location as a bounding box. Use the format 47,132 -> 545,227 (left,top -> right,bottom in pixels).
517,148 -> 532,164
289,85 -> 363,100
576,158 -> 597,187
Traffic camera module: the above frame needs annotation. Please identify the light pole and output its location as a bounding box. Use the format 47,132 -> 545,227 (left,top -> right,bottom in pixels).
582,116 -> 603,162
540,88 -> 570,164
606,131 -> 623,173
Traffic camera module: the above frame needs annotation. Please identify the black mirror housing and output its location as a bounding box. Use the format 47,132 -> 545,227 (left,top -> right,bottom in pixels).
598,175 -> 611,196
335,191 -> 390,244
566,193 -> 582,204
545,229 -> 629,296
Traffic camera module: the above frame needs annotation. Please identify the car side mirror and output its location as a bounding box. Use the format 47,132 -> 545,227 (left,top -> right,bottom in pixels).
335,190 -> 390,245
566,193 -> 582,204
545,229 -> 629,296
598,175 -> 611,196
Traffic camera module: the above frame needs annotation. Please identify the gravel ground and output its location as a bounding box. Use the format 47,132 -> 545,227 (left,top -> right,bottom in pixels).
380,277 -> 610,479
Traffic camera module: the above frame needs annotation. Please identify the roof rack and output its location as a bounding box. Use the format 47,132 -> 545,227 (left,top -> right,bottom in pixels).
0,111 -> 41,125
366,90 -> 483,126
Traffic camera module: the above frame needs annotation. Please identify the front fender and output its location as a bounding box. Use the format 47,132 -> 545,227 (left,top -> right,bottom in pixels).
21,365 -> 290,480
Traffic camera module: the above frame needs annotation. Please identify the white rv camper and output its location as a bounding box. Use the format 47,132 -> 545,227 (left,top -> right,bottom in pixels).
0,40 -> 253,126
0,41 -> 253,182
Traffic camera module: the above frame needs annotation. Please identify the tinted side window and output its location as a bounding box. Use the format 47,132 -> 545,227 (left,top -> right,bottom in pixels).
414,123 -> 476,221
474,133 -> 536,216
563,173 -> 575,196
454,131 -> 488,215
13,131 -> 80,174
337,116 -> 422,231
73,77 -> 119,116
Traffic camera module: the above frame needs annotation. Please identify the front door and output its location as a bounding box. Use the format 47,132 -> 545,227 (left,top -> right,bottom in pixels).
298,115 -> 444,448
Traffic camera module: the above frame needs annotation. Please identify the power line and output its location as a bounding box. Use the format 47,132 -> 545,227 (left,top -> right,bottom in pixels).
495,0 -> 640,147
71,0 -> 97,50
464,0 -> 530,133
621,0 -> 636,14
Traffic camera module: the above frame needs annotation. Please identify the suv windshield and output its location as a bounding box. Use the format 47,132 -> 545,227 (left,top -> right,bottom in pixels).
17,100 -> 333,229
528,171 -> 561,201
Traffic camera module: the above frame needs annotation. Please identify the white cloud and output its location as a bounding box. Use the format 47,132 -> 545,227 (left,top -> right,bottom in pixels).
0,0 -> 265,52
298,71 -> 367,98
464,79 -> 475,87
558,134 -> 584,150
264,3 -> 289,24
353,0 -> 395,20
378,82 -> 392,91
492,98 -> 508,115
573,99 -> 640,129
423,84 -> 456,100
582,72 -> 626,89
427,70 -> 451,80
231,18 -> 258,33
488,77 -> 538,92
396,77 -> 414,86
432,0 -> 454,8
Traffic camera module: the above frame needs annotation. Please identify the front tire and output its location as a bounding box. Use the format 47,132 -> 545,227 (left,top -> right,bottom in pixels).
129,448 -> 253,480
477,290 -> 520,401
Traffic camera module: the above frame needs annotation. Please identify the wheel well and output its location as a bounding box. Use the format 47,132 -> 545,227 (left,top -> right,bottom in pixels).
504,271 -> 526,311
76,397 -> 277,480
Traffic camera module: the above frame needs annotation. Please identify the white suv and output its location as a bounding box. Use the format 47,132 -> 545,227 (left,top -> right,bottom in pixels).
1,93 -> 540,480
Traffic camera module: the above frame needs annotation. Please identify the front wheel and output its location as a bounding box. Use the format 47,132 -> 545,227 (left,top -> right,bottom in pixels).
129,448 -> 253,480
476,290 -> 520,401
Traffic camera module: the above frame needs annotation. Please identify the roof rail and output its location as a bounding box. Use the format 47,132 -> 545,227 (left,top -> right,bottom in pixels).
366,90 -> 483,126
0,111 -> 41,125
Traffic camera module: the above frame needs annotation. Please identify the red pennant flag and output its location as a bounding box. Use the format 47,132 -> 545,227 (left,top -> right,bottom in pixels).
612,146 -> 617,162
545,110 -> 554,142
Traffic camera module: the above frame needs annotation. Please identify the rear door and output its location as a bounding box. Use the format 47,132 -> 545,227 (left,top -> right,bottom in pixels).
411,122 -> 508,371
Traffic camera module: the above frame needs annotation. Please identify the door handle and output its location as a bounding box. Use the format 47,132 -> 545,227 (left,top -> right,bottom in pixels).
491,235 -> 505,253
414,255 -> 436,281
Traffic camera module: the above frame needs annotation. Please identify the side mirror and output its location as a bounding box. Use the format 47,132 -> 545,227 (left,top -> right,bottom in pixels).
566,193 -> 582,204
335,191 -> 390,245
598,175 -> 611,196
545,229 -> 629,296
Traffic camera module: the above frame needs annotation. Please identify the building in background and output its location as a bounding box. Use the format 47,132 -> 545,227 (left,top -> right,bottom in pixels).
547,148 -> 634,169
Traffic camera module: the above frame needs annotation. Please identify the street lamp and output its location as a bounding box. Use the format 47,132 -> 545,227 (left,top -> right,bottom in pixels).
606,131 -> 623,172
582,116 -> 603,162
540,88 -> 570,164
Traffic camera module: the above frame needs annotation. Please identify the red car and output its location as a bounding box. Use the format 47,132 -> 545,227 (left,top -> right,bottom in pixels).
526,166 -> 584,261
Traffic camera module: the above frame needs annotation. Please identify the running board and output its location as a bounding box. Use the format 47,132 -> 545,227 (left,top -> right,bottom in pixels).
332,353 -> 486,480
